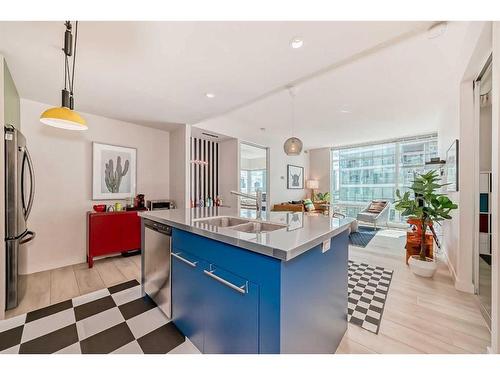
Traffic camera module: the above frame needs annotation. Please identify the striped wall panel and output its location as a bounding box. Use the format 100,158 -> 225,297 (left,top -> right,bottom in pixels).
190,137 -> 219,207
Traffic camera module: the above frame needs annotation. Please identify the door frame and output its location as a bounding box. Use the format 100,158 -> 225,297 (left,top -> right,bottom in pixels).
472,54 -> 493,329
239,141 -> 270,211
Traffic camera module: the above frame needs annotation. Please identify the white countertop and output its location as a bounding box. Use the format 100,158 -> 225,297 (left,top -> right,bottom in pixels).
139,208 -> 354,261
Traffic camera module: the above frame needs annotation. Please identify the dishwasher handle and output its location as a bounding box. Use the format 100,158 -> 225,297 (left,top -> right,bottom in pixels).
145,221 -> 172,236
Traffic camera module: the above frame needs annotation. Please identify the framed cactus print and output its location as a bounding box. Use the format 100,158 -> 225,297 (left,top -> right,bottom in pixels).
92,142 -> 137,200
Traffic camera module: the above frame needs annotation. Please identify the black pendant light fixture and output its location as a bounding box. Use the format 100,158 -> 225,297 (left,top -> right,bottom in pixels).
283,86 -> 303,156
40,21 -> 87,130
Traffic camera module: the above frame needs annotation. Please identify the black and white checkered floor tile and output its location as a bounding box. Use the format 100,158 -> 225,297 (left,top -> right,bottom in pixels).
347,260 -> 393,334
0,280 -> 200,354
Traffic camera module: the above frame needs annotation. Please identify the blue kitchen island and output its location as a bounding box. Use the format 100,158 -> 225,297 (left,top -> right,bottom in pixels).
139,208 -> 353,354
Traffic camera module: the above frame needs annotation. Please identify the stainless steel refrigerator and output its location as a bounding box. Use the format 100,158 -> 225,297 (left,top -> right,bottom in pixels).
4,124 -> 35,310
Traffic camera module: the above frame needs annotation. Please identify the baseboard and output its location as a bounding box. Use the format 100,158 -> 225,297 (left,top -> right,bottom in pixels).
442,246 -> 457,282
454,278 -> 475,293
442,246 -> 475,293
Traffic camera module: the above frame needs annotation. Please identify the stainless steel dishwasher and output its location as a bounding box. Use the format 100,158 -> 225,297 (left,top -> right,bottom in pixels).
142,218 -> 172,319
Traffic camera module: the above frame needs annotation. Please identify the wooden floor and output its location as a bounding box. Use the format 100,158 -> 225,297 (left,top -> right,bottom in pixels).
5,254 -> 141,319
4,229 -> 491,353
336,228 -> 491,354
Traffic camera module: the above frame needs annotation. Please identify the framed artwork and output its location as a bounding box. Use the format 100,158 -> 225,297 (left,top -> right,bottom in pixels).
287,212 -> 304,231
287,164 -> 304,189
93,142 -> 137,200
446,139 -> 459,192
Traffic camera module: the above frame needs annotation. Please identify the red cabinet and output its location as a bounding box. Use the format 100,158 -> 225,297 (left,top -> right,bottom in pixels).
87,210 -> 143,268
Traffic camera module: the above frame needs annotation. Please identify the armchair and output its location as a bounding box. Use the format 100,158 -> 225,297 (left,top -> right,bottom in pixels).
356,200 -> 390,229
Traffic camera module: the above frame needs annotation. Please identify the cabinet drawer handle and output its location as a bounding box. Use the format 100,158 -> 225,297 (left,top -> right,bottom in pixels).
172,252 -> 198,267
203,269 -> 247,294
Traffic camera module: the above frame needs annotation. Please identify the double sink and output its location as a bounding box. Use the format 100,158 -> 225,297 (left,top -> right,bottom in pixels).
193,216 -> 286,234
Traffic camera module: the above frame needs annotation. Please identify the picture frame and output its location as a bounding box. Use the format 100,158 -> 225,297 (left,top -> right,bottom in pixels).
287,164 -> 304,189
92,142 -> 137,200
286,212 -> 304,231
446,139 -> 459,192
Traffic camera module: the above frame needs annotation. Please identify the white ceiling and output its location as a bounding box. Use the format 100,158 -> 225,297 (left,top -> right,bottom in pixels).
0,21 -> 434,131
196,22 -> 470,149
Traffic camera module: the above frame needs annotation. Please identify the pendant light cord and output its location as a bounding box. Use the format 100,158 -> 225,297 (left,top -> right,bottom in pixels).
62,21 -> 78,98
70,21 -> 78,96
288,86 -> 296,137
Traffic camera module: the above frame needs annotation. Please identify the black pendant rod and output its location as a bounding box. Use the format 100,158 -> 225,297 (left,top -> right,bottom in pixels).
61,21 -> 78,110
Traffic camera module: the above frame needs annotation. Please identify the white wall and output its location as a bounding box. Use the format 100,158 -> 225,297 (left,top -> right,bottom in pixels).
267,140 -> 309,206
169,124 -> 190,209
438,22 -> 492,293
308,148 -> 331,196
20,99 -> 170,274
219,139 -> 240,208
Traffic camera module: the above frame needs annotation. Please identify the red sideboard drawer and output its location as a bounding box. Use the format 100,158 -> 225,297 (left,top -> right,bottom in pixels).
87,210 -> 143,268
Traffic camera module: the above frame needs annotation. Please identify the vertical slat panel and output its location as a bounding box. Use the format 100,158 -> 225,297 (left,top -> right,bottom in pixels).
203,139 -> 207,200
207,139 -> 212,199
197,138 -> 201,204
189,137 -> 219,206
193,137 -> 197,206
215,142 -> 219,197
190,137 -> 193,206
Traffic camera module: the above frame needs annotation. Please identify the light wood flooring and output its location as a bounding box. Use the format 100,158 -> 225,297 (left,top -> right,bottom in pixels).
3,229 -> 491,353
5,254 -> 141,319
336,228 -> 491,354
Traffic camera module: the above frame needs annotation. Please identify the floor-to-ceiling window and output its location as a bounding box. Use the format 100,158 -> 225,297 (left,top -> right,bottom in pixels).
331,134 -> 438,225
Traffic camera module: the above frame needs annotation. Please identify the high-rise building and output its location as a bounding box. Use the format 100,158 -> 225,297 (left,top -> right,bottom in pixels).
331,135 -> 438,224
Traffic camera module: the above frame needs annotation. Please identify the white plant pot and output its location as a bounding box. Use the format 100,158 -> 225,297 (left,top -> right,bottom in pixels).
408,255 -> 437,278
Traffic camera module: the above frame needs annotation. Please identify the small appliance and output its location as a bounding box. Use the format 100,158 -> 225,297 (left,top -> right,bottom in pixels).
146,199 -> 173,211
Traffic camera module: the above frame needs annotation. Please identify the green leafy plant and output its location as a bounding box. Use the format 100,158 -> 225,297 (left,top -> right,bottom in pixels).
314,191 -> 331,202
394,170 -> 458,261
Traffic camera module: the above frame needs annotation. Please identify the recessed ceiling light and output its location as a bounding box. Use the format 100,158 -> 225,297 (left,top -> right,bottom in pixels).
205,92 -> 216,99
340,109 -> 351,114
290,37 -> 304,49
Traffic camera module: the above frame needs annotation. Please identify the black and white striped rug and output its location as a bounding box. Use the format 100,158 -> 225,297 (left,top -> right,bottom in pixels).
347,261 -> 393,334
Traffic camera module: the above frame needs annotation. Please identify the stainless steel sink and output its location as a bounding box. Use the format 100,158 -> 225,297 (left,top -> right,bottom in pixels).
193,216 -> 286,233
193,216 -> 250,227
230,222 -> 286,234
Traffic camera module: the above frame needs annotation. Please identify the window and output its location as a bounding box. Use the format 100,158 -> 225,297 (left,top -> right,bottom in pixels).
241,169 -> 266,195
331,135 -> 438,225
240,142 -> 268,210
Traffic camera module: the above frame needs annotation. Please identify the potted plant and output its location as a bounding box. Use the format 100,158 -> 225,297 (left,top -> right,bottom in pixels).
394,170 -> 458,277
314,191 -> 330,203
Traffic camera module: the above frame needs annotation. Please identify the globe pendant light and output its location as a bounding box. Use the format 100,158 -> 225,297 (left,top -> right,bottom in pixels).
40,21 -> 87,130
283,86 -> 303,155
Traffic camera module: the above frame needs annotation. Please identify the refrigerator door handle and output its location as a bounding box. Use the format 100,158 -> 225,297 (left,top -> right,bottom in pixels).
19,230 -> 36,245
20,146 -> 35,220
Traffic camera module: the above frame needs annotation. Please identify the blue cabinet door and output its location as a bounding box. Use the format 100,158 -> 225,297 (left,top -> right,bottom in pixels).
171,250 -> 207,352
202,263 -> 259,354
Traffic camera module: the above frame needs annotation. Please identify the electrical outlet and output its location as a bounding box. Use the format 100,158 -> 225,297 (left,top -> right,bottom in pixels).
322,239 -> 331,253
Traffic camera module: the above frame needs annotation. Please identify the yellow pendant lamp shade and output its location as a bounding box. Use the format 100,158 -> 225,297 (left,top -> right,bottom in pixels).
41,21 -> 87,131
40,106 -> 87,130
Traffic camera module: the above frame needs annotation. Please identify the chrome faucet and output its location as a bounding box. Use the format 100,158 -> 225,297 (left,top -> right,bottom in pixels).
230,189 -> 263,219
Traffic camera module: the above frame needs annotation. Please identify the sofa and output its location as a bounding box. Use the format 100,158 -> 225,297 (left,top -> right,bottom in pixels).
272,200 -> 330,214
